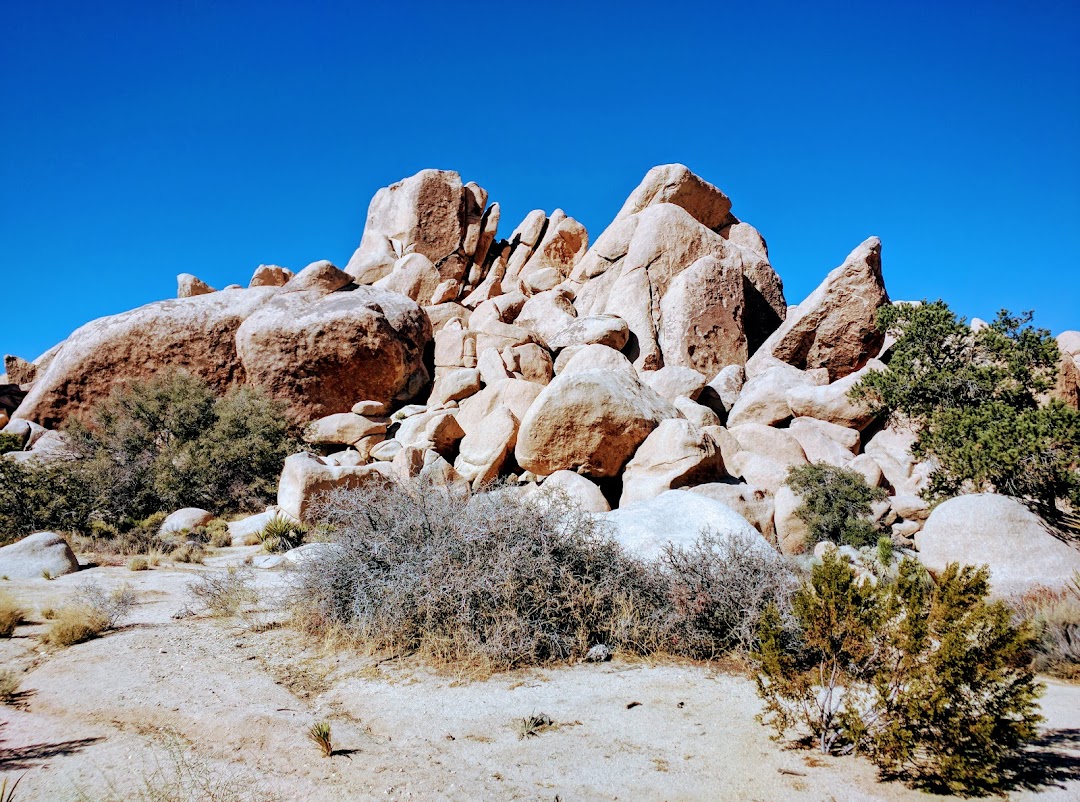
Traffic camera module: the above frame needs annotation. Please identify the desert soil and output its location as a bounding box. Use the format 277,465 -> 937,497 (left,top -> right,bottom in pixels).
2,548 -> 1079,802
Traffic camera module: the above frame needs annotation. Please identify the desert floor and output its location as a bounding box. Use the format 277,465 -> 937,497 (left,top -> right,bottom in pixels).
2,548 -> 1079,802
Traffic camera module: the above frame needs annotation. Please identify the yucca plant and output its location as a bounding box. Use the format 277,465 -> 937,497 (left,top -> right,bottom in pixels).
307,720 -> 333,757
259,515 -> 308,553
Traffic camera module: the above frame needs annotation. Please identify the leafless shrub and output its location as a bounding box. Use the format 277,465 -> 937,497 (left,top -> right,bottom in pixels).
187,566 -> 258,617
292,481 -> 671,670
1013,579 -> 1080,679
660,527 -> 799,657
73,581 -> 138,629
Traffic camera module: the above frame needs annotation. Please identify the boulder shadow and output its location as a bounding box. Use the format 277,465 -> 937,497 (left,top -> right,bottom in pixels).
0,736 -> 104,771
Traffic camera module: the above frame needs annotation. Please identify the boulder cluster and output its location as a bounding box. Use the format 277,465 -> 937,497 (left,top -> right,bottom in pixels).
4,164 -> 1079,592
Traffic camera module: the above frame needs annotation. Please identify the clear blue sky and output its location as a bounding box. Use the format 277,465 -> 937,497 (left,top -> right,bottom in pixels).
2,0 -> 1077,361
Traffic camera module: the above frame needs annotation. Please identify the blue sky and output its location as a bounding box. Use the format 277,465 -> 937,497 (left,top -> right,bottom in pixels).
2,0 -> 1077,361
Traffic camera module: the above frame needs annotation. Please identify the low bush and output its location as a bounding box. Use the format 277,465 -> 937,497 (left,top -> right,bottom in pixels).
206,519 -> 232,548
660,529 -> 797,657
0,432 -> 23,454
0,668 -> 20,702
1013,580 -> 1080,680
42,581 -> 138,647
784,463 -> 887,548
0,591 -> 24,637
0,370 -> 298,543
756,552 -> 1042,795
170,543 -> 205,564
294,481 -> 800,669
128,556 -> 149,571
187,567 -> 258,617
294,482 -> 674,670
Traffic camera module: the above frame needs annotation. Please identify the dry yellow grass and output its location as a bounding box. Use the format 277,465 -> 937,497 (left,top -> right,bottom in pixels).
41,605 -> 109,647
0,591 -> 24,637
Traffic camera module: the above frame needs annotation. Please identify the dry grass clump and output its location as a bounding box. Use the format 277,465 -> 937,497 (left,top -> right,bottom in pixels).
128,556 -> 150,571
293,482 -> 674,670
1014,579 -> 1080,679
0,591 -> 25,637
187,566 -> 258,617
41,582 -> 137,647
170,542 -> 205,564
0,668 -> 21,702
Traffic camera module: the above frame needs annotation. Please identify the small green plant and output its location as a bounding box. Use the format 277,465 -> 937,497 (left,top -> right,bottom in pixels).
206,518 -> 232,548
258,515 -> 307,553
755,552 -> 1042,795
0,591 -> 24,637
784,463 -> 887,548
307,720 -> 333,757
515,712 -> 554,739
0,431 -> 24,454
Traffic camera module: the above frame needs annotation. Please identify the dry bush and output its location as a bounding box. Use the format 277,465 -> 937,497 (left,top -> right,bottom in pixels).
206,519 -> 232,548
42,581 -> 137,647
1014,582 -> 1080,679
293,481 -> 673,670
170,542 -> 205,564
660,528 -> 799,657
0,591 -> 24,637
0,668 -> 20,701
41,605 -> 109,646
187,566 -> 258,617
128,556 -> 149,572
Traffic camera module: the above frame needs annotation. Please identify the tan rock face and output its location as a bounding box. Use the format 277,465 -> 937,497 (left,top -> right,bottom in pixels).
689,482 -> 776,544
236,286 -> 431,421
747,237 -> 888,380
613,163 -> 733,230
515,368 -> 678,478
277,452 -> 393,521
785,359 -> 883,430
249,265 -> 293,287
536,470 -> 611,513
455,405 -> 519,489
15,288 -> 279,428
3,355 -> 36,385
346,169 -> 467,284
283,260 -> 353,294
620,419 -> 725,506
177,273 -> 215,298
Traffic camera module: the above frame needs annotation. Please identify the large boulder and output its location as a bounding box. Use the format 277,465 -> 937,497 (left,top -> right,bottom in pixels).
345,169 -> 470,284
726,362 -> 829,428
864,425 -> 932,497
786,359 -> 883,430
159,508 -> 214,535
620,419 -> 725,506
687,482 -> 776,544
598,489 -> 771,562
236,286 -> 431,420
14,288 -> 278,428
747,237 -> 888,380
536,470 -> 611,513
0,532 -> 79,579
454,405 -> 519,489
276,452 -> 393,521
915,494 -> 1080,596
515,368 -> 678,478
612,163 -> 733,229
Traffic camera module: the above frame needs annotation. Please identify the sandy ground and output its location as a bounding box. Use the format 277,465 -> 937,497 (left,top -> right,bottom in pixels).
2,548 -> 1079,802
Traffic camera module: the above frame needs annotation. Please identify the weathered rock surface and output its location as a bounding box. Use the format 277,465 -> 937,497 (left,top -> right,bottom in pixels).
277,452 -> 393,521
515,368 -> 678,478
160,508 -> 214,535
915,494 -> 1080,596
536,470 -> 611,513
0,532 -> 79,579
620,419 -> 725,506
236,286 -> 431,420
688,483 -> 776,544
14,288 -> 278,428
599,489 -> 771,562
747,237 -> 888,380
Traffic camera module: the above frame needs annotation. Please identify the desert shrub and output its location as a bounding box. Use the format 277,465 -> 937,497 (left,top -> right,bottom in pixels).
0,371 -> 297,543
0,431 -> 23,454
187,566 -> 258,616
784,464 -> 887,548
41,605 -> 110,646
170,542 -> 205,564
258,515 -> 308,553
852,303 -> 1080,509
1013,579 -> 1080,680
659,528 -> 798,656
0,591 -> 24,637
206,518 -> 232,548
0,668 -> 20,702
756,552 -> 1042,794
72,581 -> 137,628
308,720 -> 333,757
128,556 -> 149,571
293,482 -> 673,670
